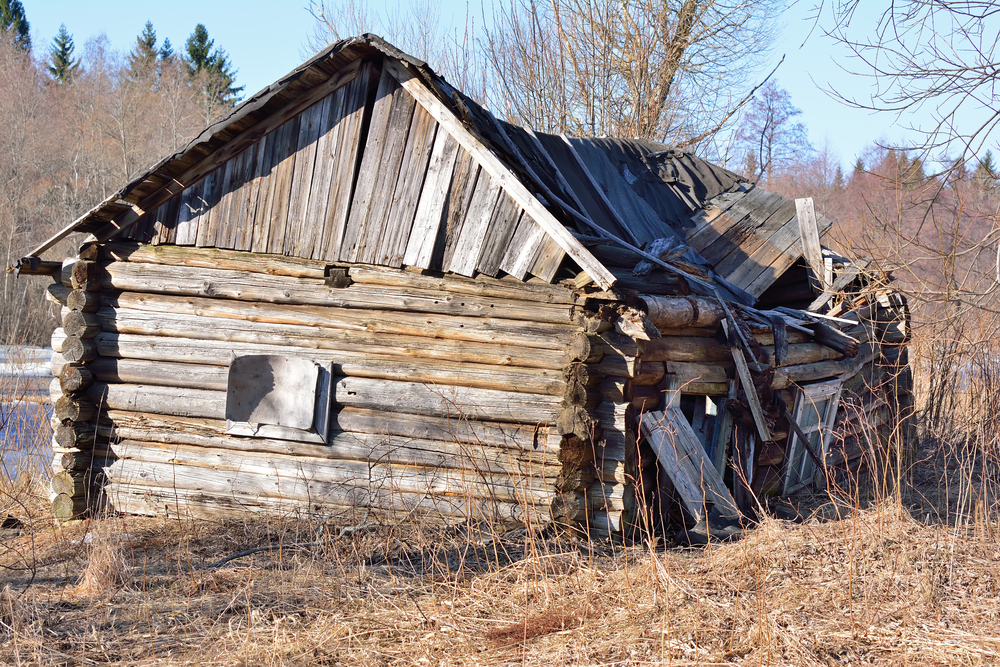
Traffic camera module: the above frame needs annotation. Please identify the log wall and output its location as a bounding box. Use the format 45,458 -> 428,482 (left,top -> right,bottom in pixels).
49,243 -> 604,526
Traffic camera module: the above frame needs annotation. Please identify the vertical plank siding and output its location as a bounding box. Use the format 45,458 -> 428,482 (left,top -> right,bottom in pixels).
125,56 -> 571,286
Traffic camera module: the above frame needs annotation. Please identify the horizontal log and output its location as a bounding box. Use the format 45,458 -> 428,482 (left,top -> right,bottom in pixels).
599,330 -> 644,357
52,448 -> 96,471
105,481 -> 550,526
47,283 -> 70,306
61,309 -> 101,338
666,361 -> 732,387
52,493 -> 89,521
596,355 -> 639,379
89,377 -> 563,425
50,352 -> 69,378
51,328 -> 66,353
811,321 -> 860,358
632,360 -> 666,387
102,406 -> 562,456
103,240 -> 579,305
99,261 -> 579,325
62,336 -> 97,363
54,395 -> 96,422
93,323 -> 570,372
770,344 -> 878,390
67,289 -> 101,312
54,421 -> 95,449
570,333 -> 605,363
98,441 -> 555,505
16,259 -> 61,276
59,364 -> 93,393
641,295 -> 726,329
90,337 -> 567,396
102,291 -> 578,354
63,258 -> 99,291
598,378 -> 632,403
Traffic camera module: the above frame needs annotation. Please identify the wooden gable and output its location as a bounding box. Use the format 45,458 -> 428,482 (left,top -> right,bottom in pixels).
122,56 -> 601,285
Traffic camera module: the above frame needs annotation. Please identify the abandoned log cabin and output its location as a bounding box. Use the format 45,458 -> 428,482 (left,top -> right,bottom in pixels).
14,35 -> 913,538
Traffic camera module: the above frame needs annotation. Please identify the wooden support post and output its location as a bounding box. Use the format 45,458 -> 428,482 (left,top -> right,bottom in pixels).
731,348 -> 772,442
795,198 -> 827,291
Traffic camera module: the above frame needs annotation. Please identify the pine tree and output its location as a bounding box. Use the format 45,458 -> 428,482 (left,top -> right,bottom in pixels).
853,158 -> 865,175
159,37 -> 174,63
0,0 -> 30,51
184,23 -> 243,107
833,166 -> 845,190
973,151 -> 998,188
127,21 -> 158,77
47,24 -> 80,84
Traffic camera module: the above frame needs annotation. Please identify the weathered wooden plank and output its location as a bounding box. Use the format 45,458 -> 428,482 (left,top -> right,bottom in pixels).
476,194 -> 522,277
528,236 -> 565,283
403,131 -> 461,268
356,85 -> 417,264
298,93 -> 339,258
174,174 -> 200,246
731,348 -> 772,441
640,409 -> 740,521
68,58 -> 364,250
446,171 -> 502,276
691,189 -> 783,265
249,125 -> 280,253
233,133 -> 269,251
284,98 -> 328,256
499,216 -> 546,280
265,115 -> 302,255
739,215 -> 813,297
224,143 -> 259,250
340,67 -> 400,262
440,151 -> 480,270
319,61 -> 375,261
376,105 -> 438,266
383,58 -> 616,289
708,193 -> 791,276
796,197 -> 826,289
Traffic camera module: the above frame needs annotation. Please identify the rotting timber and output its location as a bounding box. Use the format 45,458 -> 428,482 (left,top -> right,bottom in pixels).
16,35 -> 913,538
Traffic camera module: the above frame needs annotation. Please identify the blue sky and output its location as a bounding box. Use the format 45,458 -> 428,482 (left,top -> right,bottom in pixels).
23,0 -> 948,170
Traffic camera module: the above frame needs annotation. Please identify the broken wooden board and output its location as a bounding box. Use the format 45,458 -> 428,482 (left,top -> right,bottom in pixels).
640,409 -> 741,521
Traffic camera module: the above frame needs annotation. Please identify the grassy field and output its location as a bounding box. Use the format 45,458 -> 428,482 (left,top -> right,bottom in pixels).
2,471 -> 1000,666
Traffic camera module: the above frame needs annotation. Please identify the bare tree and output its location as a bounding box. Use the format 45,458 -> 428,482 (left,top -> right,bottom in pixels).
735,81 -> 813,184
483,0 -> 785,146
821,1 -> 1000,163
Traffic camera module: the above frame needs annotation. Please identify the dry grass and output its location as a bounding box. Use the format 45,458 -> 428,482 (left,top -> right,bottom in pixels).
1,494 -> 999,666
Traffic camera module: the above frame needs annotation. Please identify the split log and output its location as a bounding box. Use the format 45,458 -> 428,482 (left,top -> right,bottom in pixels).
99,261 -> 579,324
100,291 -> 578,353
640,295 -> 726,329
59,364 -> 93,393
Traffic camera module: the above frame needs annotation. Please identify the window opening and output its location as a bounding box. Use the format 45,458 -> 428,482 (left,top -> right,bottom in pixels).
783,379 -> 843,494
